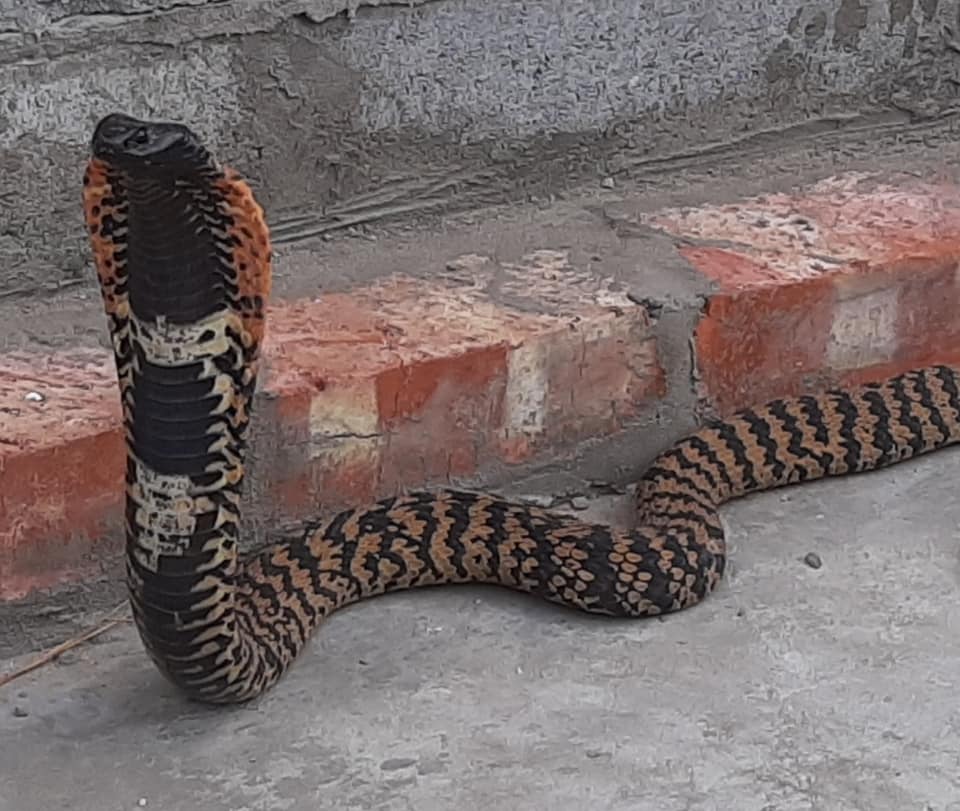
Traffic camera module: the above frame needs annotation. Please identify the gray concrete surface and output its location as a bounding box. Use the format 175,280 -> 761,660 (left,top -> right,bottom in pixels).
2,448 -> 959,810
3,0 -> 959,295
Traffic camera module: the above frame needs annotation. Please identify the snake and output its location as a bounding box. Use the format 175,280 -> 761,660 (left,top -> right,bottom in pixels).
81,112 -> 960,705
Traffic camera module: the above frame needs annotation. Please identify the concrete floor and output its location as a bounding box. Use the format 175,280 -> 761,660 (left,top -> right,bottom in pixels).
1,450 -> 959,811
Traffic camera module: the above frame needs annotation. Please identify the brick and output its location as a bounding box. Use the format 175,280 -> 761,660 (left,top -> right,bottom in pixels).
688,251 -> 836,413
827,273 -> 900,371
892,255 -> 960,367
0,252 -> 661,599
646,175 -> 960,413
0,351 -> 124,598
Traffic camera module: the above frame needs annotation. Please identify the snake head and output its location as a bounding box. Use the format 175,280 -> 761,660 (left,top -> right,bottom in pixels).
91,113 -> 213,176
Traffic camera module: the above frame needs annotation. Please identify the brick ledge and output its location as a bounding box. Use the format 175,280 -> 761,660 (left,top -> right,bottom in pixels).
3,173 -> 960,600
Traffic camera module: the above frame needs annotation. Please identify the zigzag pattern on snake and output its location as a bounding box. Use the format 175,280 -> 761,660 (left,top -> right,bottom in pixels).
81,113 -> 960,704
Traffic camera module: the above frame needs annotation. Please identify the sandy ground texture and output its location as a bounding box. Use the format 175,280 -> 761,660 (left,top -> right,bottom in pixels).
1,446 -> 959,811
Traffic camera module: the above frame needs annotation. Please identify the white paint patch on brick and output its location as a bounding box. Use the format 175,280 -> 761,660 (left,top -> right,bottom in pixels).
827,285 -> 900,370
308,382 -> 380,458
309,437 -> 382,472
2,47 -> 240,148
503,341 -> 549,440
308,380 -> 382,465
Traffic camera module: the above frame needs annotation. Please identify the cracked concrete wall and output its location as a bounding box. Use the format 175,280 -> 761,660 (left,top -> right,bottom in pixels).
2,0 -> 959,296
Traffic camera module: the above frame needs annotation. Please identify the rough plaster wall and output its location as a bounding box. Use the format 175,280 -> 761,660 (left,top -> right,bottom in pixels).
1,0 -> 959,295
328,0 -> 947,137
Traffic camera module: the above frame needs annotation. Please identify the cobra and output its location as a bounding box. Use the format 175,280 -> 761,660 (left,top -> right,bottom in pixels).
82,112 -> 960,704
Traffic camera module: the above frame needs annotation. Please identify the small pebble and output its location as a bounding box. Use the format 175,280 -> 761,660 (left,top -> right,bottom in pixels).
601,176 -> 615,189
12,706 -> 28,718
24,391 -> 45,403
138,799 -> 148,807
803,552 -> 823,570
570,496 -> 590,511
585,749 -> 608,759
56,650 -> 79,666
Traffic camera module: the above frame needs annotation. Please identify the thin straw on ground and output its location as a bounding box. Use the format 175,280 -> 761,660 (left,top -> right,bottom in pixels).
0,602 -> 130,689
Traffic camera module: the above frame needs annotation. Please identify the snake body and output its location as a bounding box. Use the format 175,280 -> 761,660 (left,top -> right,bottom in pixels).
82,113 -> 960,704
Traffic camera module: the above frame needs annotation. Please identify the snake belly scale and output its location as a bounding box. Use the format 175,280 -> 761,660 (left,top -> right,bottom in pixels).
81,113 -> 960,704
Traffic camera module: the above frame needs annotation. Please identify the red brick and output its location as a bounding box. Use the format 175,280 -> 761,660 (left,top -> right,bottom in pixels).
527,311 -> 663,449
0,431 -> 125,599
649,176 -> 960,414
891,253 -> 960,365
0,351 -> 123,598
689,248 -> 837,413
376,345 -> 509,491
376,346 -> 508,425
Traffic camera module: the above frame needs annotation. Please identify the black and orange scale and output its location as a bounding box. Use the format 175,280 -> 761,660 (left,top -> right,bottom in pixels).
81,113 -> 960,704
